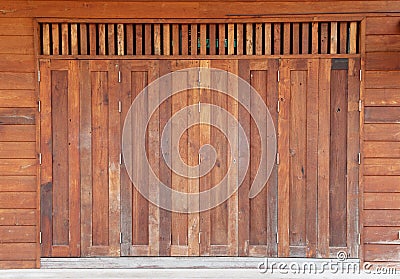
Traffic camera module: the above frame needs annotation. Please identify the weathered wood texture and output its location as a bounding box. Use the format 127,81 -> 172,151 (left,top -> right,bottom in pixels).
363,16 -> 400,263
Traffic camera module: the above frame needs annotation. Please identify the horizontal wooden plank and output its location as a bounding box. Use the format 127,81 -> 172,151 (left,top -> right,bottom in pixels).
0,209 -> 36,225
0,142 -> 36,159
0,90 -> 36,108
0,243 -> 36,261
0,73 -> 35,90
366,35 -> 400,52
364,210 -> 400,226
365,107 -> 400,124
364,124 -> 400,141
0,176 -> 36,192
365,89 -> 400,106
0,159 -> 37,176
366,52 -> 400,71
0,108 -> 36,125
364,227 -> 400,244
365,244 -> 400,261
365,71 -> 400,89
366,16 -> 400,35
0,192 -> 36,208
364,158 -> 400,175
0,125 -> 36,141
364,193 -> 400,209
364,142 -> 400,158
365,176 -> 400,192
0,226 -> 36,243
0,36 -> 34,55
0,54 -> 35,72
0,18 -> 33,36
0,261 -> 37,269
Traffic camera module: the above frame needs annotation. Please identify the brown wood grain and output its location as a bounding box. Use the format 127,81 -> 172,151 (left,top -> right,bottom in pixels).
0,36 -> 34,55
80,23 -> 88,55
320,23 -> 329,54
0,159 -> 36,175
364,124 -> 400,141
181,24 -> 189,55
0,209 -> 36,225
366,52 -> 400,71
365,244 -> 400,261
366,35 -> 400,52
0,73 -> 35,90
366,16 -> 400,35
0,176 -> 36,192
0,226 -> 36,243
0,90 -> 36,108
108,24 -> 116,55
364,210 -> 400,226
0,142 -> 36,159
301,23 -> 309,54
0,54 -> 35,72
0,18 -> 33,36
364,141 -> 400,158
0,108 -> 35,125
364,227 -> 400,244
0,261 -> 37,269
0,192 -> 36,208
61,23 -> 69,55
365,89 -> 400,106
273,23 -> 281,55
365,71 -> 400,89
364,176 -> 400,192
365,107 -> 400,123
0,243 -> 36,261
200,24 -> 207,55
365,193 -> 400,209
364,158 -> 400,175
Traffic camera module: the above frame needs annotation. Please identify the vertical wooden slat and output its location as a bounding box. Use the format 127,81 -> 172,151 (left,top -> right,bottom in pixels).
292,23 -> 300,55
190,24 -> 197,55
80,24 -> 88,55
61,23 -> 69,55
153,24 -> 161,55
42,23 -> 50,55
51,24 -> 59,55
340,22 -> 348,54
71,24 -> 78,55
317,59 -> 331,258
264,23 -> 272,55
117,24 -> 124,55
312,22 -> 319,54
349,22 -> 358,54
320,23 -> 329,54
145,24 -> 152,55
209,24 -> 216,55
330,22 -> 338,54
172,24 -> 180,55
246,23 -> 253,55
89,24 -> 96,55
200,24 -> 207,55
181,24 -> 189,55
98,24 -> 106,55
301,23 -> 309,54
255,23 -> 262,55
236,24 -> 243,55
126,24 -> 134,55
163,24 -> 170,55
136,24 -> 143,55
107,24 -> 115,55
219,24 -> 226,55
283,23 -> 290,54
228,24 -> 235,55
273,23 -> 281,55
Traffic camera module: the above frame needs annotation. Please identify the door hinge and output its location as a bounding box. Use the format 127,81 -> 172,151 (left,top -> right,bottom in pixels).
39,231 -> 42,244
38,70 -> 41,82
119,153 -> 122,165
199,232 -> 201,244
358,100 -> 362,112
118,70 -> 121,83
198,101 -> 201,113
276,153 -> 280,165
38,100 -> 41,113
276,233 -> 279,244
358,233 -> 361,245
120,232 -> 123,244
198,69 -> 201,86
277,100 -> 280,113
39,153 -> 42,165
277,70 -> 280,82
118,101 -> 122,113
358,153 -> 361,165
359,70 -> 362,81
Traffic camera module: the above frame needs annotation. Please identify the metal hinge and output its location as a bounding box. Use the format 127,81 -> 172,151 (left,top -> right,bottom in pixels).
118,101 -> 122,113
358,153 -> 361,165
276,153 -> 280,165
38,70 -> 41,82
358,233 -> 361,245
277,70 -> 280,82
277,100 -> 280,113
358,100 -> 362,112
276,233 -> 279,244
199,232 -> 201,244
38,100 -> 41,113
359,70 -> 362,81
120,232 -> 123,244
119,153 -> 122,165
198,69 -> 201,86
39,153 -> 42,165
198,101 -> 201,113
118,71 -> 121,83
39,231 -> 42,244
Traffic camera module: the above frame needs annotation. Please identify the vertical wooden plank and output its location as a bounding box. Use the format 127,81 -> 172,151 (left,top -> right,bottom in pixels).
126,24 -> 134,55
246,23 -> 253,55
80,24 -> 88,55
317,59 -> 331,258
330,22 -> 338,54
236,24 -> 243,55
264,23 -> 272,55
51,24 -> 59,55
40,60 -> 52,257
89,24 -> 96,55
67,60 -> 80,256
107,24 -> 115,55
219,24 -> 226,55
349,22 -> 358,54
163,24 -> 170,56
98,24 -> 106,55
340,22 -> 348,54
117,24 -> 124,55
42,23 -> 50,55
190,24 -> 197,55
292,23 -> 300,55
145,24 -> 152,55
61,23 -> 69,55
200,24 -> 207,55
208,24 -> 216,55
181,24 -> 189,55
228,24 -> 235,55
320,23 -> 329,54
172,24 -> 180,55
136,24 -> 143,55
301,23 -> 309,54
71,24 -> 78,55
273,23 -> 281,55
312,22 -> 319,54
254,23 -> 262,55
283,23 -> 290,54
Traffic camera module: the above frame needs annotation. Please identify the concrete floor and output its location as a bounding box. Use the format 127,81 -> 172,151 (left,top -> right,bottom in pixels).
0,269 -> 399,279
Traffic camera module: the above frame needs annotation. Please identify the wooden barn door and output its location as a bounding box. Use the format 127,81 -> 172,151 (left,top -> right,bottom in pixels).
278,58 -> 360,258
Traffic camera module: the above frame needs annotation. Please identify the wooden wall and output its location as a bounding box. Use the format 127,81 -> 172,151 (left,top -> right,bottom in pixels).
0,0 -> 399,269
